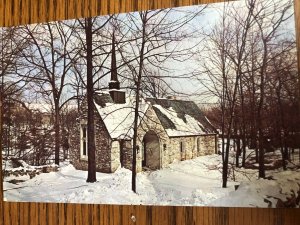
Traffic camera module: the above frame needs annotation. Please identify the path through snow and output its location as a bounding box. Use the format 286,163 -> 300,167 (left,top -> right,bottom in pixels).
3,154 -> 300,207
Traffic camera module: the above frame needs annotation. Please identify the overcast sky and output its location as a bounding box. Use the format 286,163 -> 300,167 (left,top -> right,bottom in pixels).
160,0 -> 296,107
4,0 -> 296,108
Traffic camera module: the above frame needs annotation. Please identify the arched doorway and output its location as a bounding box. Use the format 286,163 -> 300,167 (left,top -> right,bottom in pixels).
142,131 -> 160,170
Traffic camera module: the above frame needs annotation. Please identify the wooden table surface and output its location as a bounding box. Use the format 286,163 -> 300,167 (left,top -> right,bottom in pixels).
0,0 -> 300,224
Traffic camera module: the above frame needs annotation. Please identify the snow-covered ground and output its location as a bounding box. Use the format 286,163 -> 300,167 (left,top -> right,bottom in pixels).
3,152 -> 300,207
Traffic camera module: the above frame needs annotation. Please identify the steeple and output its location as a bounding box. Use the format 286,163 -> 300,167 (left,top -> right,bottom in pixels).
109,31 -> 120,90
108,31 -> 125,104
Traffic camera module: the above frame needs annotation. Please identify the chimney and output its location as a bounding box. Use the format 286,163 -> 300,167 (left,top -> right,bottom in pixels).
109,31 -> 125,104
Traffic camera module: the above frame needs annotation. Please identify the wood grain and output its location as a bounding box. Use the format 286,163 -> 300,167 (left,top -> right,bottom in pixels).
1,0 -> 300,224
0,0 -> 227,27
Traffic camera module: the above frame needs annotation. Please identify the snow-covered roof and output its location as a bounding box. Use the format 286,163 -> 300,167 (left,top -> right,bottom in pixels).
94,92 -> 149,140
146,98 -> 217,137
26,103 -> 53,113
93,92 -> 216,140
26,103 -> 77,114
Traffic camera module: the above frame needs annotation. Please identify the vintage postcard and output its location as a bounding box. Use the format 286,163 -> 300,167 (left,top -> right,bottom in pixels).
1,0 -> 299,207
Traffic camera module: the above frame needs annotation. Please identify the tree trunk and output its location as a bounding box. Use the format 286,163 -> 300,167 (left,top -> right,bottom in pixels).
222,139 -> 230,188
235,137 -> 240,167
239,76 -> 247,168
277,79 -> 288,170
86,17 -> 97,183
54,102 -> 60,165
132,90 -> 140,193
257,73 -> 266,178
132,12 -> 147,193
258,130 -> 265,178
257,66 -> 266,179
242,138 -> 246,167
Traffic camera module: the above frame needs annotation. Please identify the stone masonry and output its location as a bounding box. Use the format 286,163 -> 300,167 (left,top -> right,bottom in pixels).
70,98 -> 218,173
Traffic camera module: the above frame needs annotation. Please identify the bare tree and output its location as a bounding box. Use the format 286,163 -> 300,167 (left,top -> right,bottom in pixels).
68,16 -> 113,183
250,0 -> 293,178
195,0 -> 294,186
194,1 -> 252,187
1,27 -> 31,158
117,7 -> 206,192
267,41 -> 298,169
141,69 -> 170,98
18,22 -> 77,165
